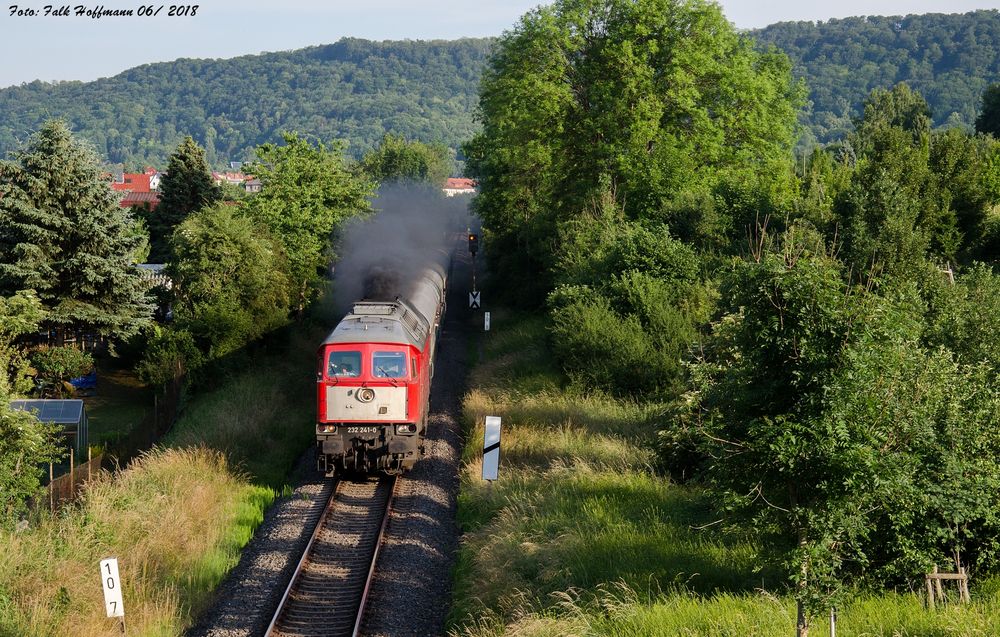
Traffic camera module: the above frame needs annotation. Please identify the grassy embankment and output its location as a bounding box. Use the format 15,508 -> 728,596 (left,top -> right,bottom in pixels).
0,325 -> 322,636
449,311 -> 1000,637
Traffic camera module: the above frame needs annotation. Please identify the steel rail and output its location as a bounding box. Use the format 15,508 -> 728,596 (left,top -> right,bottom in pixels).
351,475 -> 400,637
265,475 -> 397,637
264,477 -> 341,637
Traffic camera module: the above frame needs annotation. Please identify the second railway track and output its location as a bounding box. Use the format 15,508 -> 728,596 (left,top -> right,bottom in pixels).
266,475 -> 398,637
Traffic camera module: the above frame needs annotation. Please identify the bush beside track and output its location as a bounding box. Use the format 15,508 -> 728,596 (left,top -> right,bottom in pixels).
448,311 -> 1000,637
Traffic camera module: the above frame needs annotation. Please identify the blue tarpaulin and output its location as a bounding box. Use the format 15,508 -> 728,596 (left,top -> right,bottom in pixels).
69,371 -> 97,390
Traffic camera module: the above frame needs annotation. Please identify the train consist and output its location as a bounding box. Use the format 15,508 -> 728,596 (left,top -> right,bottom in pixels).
315,253 -> 449,474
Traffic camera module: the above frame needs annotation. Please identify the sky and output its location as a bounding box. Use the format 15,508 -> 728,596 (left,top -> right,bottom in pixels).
0,0 -> 997,89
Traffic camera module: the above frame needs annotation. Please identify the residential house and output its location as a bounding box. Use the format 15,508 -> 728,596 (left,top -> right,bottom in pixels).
443,177 -> 477,197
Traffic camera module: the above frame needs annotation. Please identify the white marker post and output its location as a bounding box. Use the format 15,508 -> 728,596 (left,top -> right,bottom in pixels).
482,416 -> 501,482
100,557 -> 126,634
484,311 -> 491,332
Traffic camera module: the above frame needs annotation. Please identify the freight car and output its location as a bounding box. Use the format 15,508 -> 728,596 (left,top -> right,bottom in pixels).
315,256 -> 448,474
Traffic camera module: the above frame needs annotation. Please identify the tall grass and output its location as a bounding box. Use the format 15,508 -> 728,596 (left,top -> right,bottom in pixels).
450,311 -> 1000,637
165,327 -> 319,488
0,323 -> 324,635
0,448 -> 271,636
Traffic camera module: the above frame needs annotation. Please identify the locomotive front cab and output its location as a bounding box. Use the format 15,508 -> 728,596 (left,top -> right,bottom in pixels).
317,342 -> 424,474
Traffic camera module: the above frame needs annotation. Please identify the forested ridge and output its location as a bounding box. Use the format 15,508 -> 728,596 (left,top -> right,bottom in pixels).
755,10 -> 1000,143
2,11 -> 1000,167
0,38 -> 491,167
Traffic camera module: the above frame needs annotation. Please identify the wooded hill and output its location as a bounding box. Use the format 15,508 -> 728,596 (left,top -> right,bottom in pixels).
0,38 -> 491,168
1,10 -> 999,166
755,10 -> 1000,144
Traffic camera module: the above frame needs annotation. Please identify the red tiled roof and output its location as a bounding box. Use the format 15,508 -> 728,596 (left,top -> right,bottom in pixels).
444,177 -> 476,189
119,191 -> 160,208
111,173 -> 152,192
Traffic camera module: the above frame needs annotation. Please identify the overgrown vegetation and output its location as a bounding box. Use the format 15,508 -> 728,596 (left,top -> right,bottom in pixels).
0,310 -> 321,633
464,0 -> 1000,634
450,312 -> 1000,637
0,111 -> 365,632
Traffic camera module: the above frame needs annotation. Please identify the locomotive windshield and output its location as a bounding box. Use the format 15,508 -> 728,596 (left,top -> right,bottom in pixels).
373,351 -> 407,378
328,351 -> 361,377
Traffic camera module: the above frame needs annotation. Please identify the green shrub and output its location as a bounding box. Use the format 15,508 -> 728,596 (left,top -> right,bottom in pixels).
549,207 -> 713,398
550,294 -> 675,397
29,346 -> 94,397
0,395 -> 62,527
136,326 -> 202,386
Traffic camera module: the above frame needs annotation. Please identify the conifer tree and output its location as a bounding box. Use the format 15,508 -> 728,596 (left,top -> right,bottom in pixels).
0,120 -> 152,341
148,136 -> 220,261
975,83 -> 1000,138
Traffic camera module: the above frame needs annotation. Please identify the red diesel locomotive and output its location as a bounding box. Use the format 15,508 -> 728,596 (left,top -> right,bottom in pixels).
315,258 -> 448,474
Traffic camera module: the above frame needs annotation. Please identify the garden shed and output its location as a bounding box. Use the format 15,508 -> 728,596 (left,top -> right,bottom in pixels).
9,399 -> 89,457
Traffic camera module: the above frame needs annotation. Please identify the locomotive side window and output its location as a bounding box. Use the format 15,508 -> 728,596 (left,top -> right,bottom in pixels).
328,351 -> 361,377
373,351 -> 407,378
412,358 -> 418,377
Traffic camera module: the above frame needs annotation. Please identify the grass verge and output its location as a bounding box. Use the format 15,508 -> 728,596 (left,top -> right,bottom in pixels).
0,324 -> 322,636
449,310 -> 1000,637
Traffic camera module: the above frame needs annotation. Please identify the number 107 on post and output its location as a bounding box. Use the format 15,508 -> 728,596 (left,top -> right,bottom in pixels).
100,557 -> 125,618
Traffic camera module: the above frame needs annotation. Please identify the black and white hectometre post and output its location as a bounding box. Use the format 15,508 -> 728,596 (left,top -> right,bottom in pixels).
100,557 -> 126,635
482,416 -> 501,482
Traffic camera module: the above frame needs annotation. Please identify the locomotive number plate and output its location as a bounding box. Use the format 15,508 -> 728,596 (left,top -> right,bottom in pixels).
345,426 -> 380,434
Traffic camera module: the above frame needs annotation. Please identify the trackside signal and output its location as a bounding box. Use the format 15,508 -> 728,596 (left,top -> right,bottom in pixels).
468,233 -> 479,256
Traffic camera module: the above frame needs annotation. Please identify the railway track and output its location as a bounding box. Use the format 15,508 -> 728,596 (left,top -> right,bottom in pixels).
266,475 -> 397,637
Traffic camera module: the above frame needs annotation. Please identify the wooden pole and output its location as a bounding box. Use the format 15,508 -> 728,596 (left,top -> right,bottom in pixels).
926,574 -> 935,610
933,565 -> 945,602
829,606 -> 836,637
48,463 -> 54,513
796,599 -> 809,637
69,447 -> 74,500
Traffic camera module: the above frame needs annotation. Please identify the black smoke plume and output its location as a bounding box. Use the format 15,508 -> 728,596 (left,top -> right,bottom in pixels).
332,183 -> 475,315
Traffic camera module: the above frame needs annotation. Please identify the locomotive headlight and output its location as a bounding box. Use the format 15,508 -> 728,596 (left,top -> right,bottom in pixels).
317,424 -> 338,433
357,388 -> 376,403
395,423 -> 417,434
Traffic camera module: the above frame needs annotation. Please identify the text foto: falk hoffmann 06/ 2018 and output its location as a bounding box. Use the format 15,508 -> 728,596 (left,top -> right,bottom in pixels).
8,4 -> 199,18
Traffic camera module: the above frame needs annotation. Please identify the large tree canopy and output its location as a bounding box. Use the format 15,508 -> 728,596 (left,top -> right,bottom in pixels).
0,120 -> 152,340
359,133 -> 452,186
243,133 -> 373,307
465,0 -> 803,302
169,204 -> 292,360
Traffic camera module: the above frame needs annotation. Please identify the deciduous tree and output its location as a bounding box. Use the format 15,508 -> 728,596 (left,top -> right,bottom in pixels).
360,134 -> 452,186
169,203 -> 293,360
244,133 -> 373,309
465,0 -> 802,303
